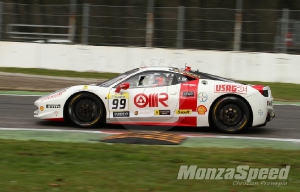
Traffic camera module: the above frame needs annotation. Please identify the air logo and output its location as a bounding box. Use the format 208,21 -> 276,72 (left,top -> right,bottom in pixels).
134,93 -> 168,108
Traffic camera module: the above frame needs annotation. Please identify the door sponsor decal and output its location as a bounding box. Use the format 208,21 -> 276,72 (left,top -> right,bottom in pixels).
175,109 -> 192,115
215,85 -> 247,94
113,111 -> 130,117
198,92 -> 208,102
182,91 -> 195,97
197,105 -> 207,115
154,110 -> 171,115
134,93 -> 168,108
134,110 -> 151,116
108,92 -> 129,111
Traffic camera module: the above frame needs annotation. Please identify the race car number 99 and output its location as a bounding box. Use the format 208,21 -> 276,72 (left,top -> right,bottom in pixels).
108,93 -> 129,111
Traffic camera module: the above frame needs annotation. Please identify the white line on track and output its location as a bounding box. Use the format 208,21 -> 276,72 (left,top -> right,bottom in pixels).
1,127 -> 300,143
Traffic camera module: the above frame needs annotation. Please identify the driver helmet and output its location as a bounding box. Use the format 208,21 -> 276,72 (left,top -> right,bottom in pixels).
153,73 -> 166,85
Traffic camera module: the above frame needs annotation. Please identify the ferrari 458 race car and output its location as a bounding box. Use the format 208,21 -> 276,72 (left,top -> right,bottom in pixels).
34,66 -> 275,133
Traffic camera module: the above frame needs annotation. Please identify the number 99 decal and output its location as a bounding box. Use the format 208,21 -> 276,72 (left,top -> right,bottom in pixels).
112,98 -> 127,109
108,93 -> 129,111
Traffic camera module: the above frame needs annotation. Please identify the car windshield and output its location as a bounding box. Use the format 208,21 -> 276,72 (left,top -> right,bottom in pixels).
97,68 -> 140,87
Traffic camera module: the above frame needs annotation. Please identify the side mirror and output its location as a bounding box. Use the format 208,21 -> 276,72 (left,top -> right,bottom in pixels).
115,82 -> 130,93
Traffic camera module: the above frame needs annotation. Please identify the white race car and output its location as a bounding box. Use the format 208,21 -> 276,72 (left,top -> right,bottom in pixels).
34,66 -> 275,133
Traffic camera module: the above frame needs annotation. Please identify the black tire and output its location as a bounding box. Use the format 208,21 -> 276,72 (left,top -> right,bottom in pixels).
67,92 -> 104,127
211,96 -> 250,133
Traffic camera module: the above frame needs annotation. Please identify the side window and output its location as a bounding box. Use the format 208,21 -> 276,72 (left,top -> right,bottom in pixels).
175,74 -> 196,84
116,71 -> 176,89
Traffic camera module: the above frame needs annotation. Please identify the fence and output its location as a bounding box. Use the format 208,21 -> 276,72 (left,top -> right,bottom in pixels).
0,2 -> 300,54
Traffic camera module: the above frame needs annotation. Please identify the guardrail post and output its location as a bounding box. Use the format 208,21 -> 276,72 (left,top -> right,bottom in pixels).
68,0 -> 77,43
176,6 -> 185,49
0,2 -> 3,40
280,9 -> 289,53
81,3 -> 90,45
145,0 -> 154,47
233,0 -> 243,51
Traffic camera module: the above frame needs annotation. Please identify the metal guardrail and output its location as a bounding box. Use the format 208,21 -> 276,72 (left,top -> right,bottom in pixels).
0,1 -> 300,54
6,24 -> 73,41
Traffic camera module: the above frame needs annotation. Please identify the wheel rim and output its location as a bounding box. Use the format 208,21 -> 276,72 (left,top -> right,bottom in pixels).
73,98 -> 99,122
218,104 -> 243,126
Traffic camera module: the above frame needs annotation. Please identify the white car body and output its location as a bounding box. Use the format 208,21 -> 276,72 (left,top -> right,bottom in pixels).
34,66 -> 275,132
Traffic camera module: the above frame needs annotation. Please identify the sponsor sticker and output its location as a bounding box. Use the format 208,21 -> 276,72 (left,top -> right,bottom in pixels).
182,92 -> 195,97
197,105 -> 207,115
83,85 -> 88,90
134,93 -> 168,108
40,106 -> 44,111
113,111 -> 130,117
258,109 -> 263,115
41,89 -> 66,101
154,110 -> 171,115
175,109 -> 192,115
182,84 -> 196,87
46,104 -> 61,108
198,92 -> 208,102
182,71 -> 201,79
134,110 -> 151,116
108,92 -> 129,111
215,85 -> 247,94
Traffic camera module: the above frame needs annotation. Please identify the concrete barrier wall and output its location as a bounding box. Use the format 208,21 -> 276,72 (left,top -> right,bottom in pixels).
0,41 -> 299,83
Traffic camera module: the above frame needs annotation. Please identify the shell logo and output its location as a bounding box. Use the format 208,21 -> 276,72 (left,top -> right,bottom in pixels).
40,106 -> 44,111
197,105 -> 207,115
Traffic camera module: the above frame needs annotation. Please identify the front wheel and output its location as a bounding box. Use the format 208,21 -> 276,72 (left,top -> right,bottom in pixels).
67,92 -> 104,127
211,96 -> 250,133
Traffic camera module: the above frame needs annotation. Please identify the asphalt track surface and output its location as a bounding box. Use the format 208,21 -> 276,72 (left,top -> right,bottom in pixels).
1,95 -> 299,139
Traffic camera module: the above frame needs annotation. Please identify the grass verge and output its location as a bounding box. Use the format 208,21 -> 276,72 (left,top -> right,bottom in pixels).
0,139 -> 299,191
0,67 -> 119,79
239,81 -> 300,101
0,67 -> 299,101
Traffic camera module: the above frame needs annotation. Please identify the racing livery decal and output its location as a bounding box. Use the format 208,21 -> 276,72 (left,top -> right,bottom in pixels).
198,92 -> 208,102
113,111 -> 130,117
46,104 -> 61,108
175,109 -> 192,115
154,110 -> 171,115
182,91 -> 195,97
41,89 -> 66,101
215,85 -> 247,94
134,93 -> 168,108
177,80 -> 200,126
108,92 -> 129,111
197,105 -> 207,115
182,71 -> 201,79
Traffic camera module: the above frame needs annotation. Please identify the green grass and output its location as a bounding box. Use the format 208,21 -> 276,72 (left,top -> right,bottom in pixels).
0,139 -> 299,192
0,67 -> 119,79
239,81 -> 300,101
0,67 -> 299,101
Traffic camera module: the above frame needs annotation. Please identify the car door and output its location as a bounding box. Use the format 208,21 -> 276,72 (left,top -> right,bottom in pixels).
107,71 -> 179,123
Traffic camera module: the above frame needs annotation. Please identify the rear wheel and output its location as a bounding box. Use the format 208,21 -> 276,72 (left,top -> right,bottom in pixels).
211,96 -> 250,133
67,92 -> 104,127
